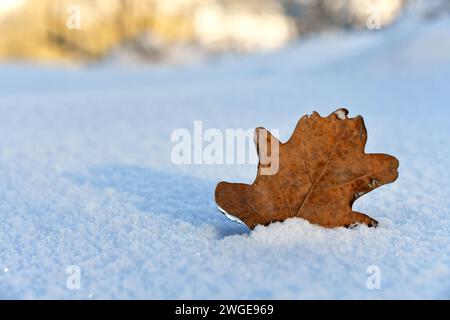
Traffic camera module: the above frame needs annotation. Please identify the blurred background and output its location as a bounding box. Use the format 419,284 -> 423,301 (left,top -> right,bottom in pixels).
0,0 -> 447,65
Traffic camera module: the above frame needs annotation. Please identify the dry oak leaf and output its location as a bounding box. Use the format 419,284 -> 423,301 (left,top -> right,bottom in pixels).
215,108 -> 399,229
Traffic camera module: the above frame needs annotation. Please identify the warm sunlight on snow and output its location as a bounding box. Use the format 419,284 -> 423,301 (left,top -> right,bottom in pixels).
0,0 -> 24,14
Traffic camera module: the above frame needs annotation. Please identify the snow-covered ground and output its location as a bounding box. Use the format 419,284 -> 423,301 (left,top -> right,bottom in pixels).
0,15 -> 449,299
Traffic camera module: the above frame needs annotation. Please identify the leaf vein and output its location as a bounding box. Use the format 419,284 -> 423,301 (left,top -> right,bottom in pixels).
295,120 -> 347,217
229,189 -> 270,224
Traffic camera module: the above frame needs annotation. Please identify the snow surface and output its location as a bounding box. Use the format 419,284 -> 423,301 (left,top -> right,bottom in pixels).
0,16 -> 450,299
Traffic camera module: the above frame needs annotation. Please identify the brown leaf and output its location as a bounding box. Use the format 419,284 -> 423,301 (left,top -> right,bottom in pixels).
215,109 -> 399,229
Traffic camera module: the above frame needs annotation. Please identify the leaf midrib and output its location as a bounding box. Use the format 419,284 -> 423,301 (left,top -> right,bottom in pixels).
295,120 -> 345,217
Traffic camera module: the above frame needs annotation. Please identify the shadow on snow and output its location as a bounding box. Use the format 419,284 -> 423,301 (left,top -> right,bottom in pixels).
67,165 -> 249,238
